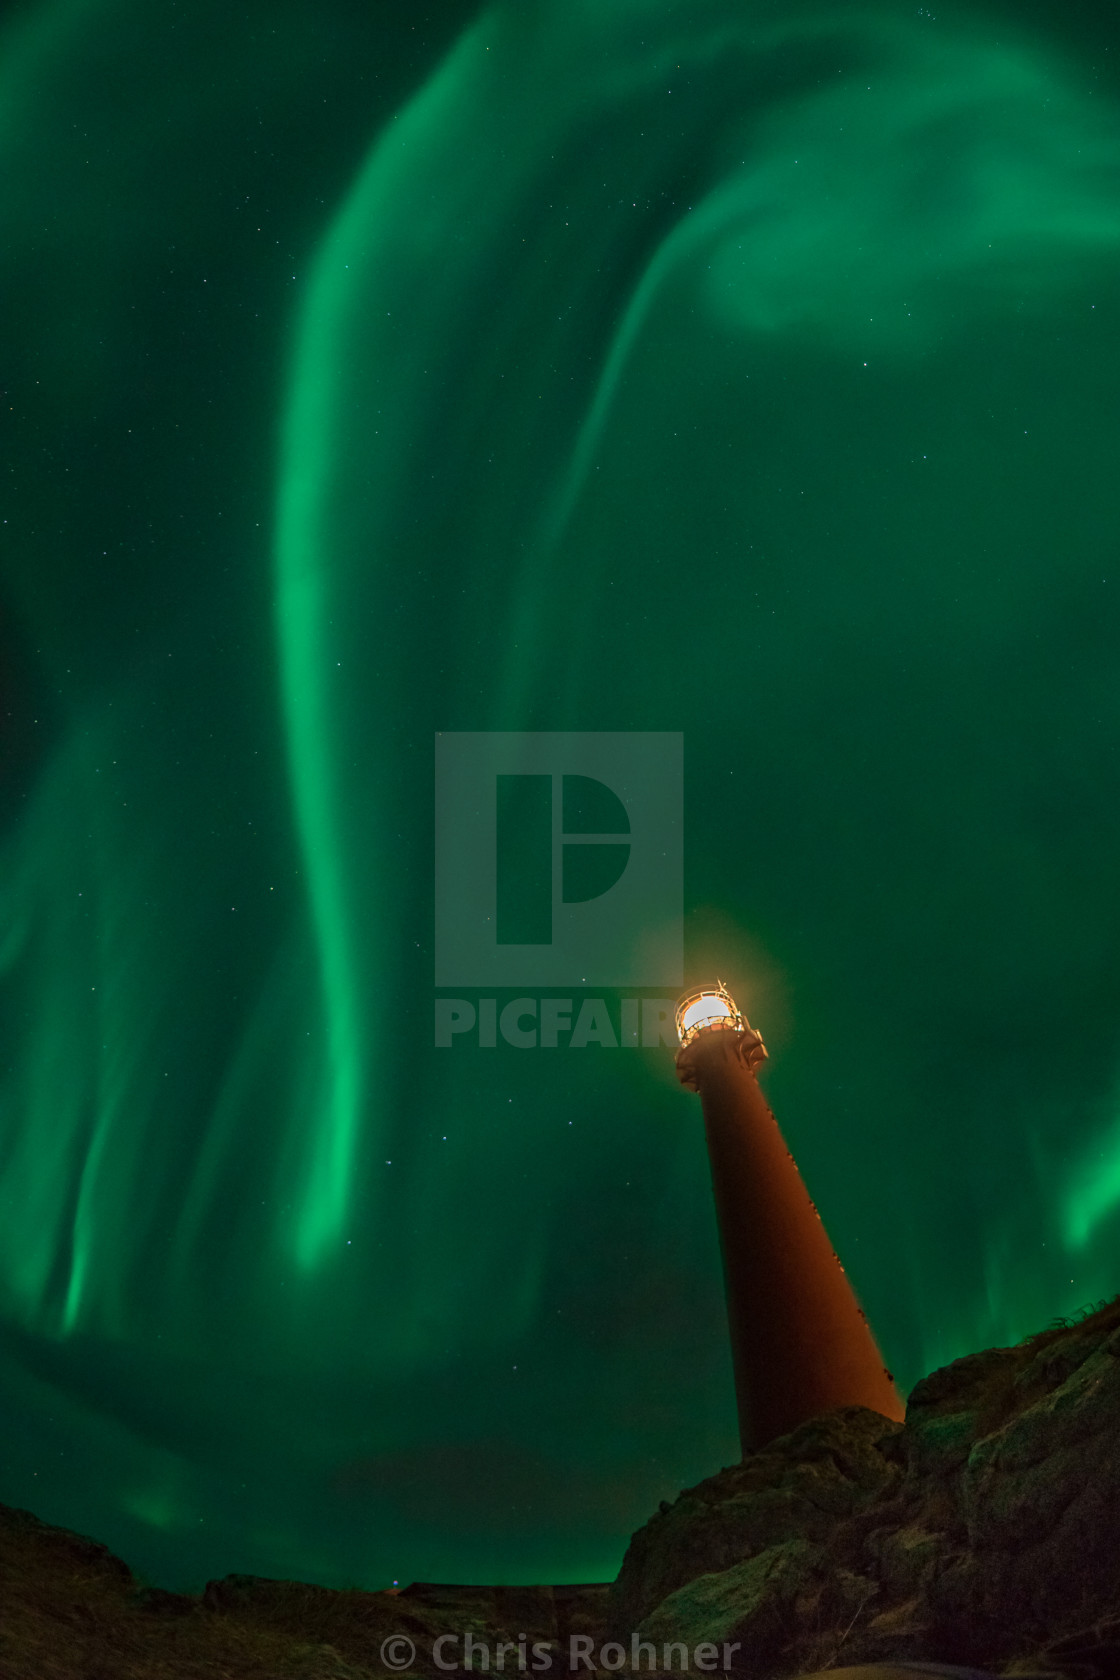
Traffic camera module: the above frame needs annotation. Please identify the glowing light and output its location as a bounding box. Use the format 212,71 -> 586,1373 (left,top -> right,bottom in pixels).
676,983 -> 742,1047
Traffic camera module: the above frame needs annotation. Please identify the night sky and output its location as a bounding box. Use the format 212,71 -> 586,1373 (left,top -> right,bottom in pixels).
3,0 -> 1120,1597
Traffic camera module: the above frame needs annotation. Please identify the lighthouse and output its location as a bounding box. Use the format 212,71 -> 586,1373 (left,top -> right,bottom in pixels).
675,984 -> 905,1454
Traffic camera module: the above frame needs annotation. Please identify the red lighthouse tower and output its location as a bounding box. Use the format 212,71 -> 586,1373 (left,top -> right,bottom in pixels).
675,984 -> 905,1454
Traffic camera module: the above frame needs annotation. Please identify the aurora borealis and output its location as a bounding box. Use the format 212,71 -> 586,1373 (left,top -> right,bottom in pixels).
4,0 -> 1120,1596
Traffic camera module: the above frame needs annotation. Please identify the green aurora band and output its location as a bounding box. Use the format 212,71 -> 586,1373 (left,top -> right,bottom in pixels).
3,0 -> 1120,1593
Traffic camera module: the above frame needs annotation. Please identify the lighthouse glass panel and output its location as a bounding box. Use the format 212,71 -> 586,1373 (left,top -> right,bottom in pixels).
678,994 -> 735,1042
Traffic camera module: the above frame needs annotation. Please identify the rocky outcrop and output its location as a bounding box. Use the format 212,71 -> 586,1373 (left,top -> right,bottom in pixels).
612,1405 -> 902,1635
611,1295 -> 1120,1677
0,1503 -> 610,1680
6,1298 -> 1120,1678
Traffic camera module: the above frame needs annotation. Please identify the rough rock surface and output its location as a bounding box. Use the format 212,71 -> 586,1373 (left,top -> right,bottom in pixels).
7,1298 -> 1120,1677
611,1294 -> 1120,1677
0,1504 -> 610,1680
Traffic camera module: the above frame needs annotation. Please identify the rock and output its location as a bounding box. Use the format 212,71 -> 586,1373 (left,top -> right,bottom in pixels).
636,1538 -> 821,1659
611,1294 -> 1120,1677
0,1505 -> 611,1680
611,1405 -> 903,1633
0,1499 -> 136,1587
131,1584 -> 198,1615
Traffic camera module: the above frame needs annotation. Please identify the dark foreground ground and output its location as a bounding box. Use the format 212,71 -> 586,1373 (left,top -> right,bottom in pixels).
6,1297 -> 1120,1679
